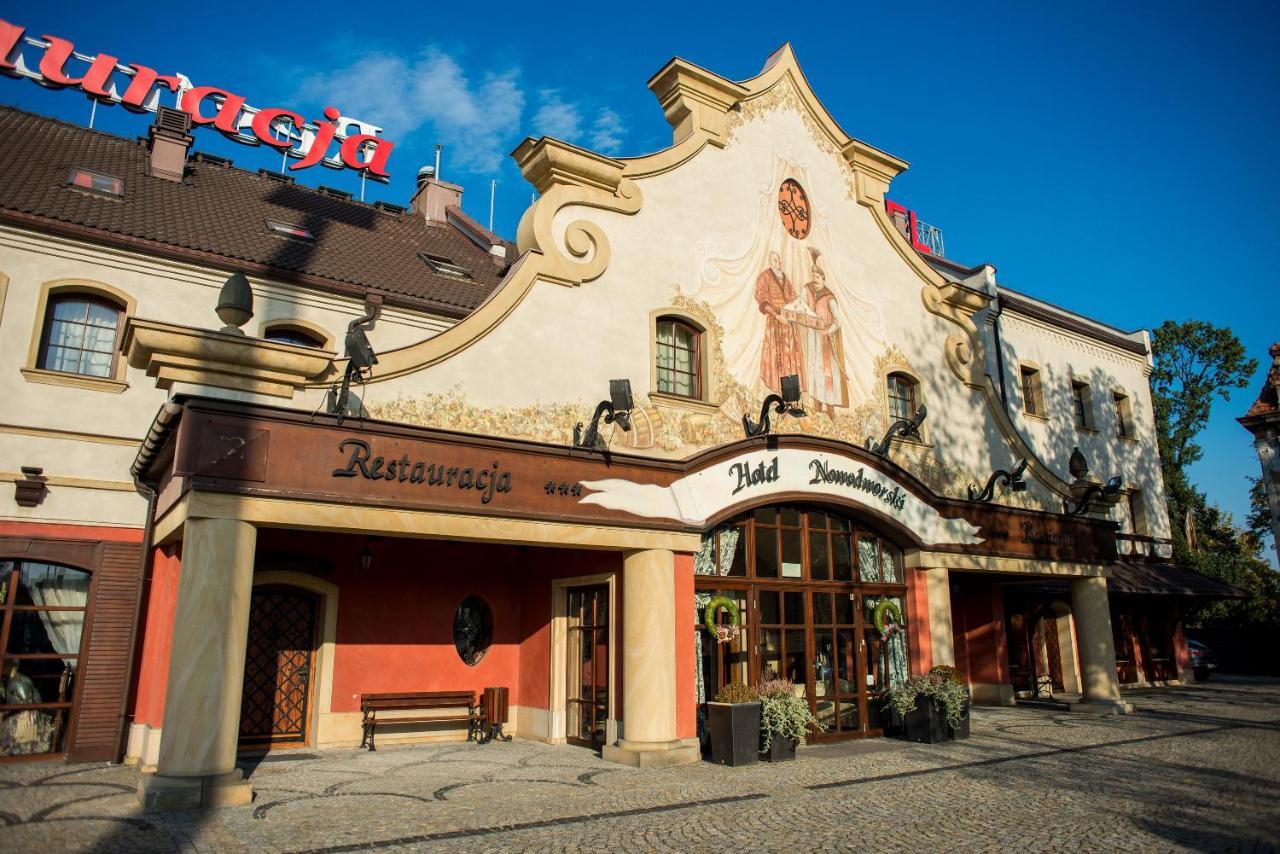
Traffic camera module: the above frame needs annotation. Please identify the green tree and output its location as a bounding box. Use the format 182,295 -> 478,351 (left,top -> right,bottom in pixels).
1149,321 -> 1276,671
1151,320 -> 1256,472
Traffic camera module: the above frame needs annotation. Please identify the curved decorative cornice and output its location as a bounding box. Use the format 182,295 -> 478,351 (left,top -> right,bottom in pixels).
513,137 -> 643,287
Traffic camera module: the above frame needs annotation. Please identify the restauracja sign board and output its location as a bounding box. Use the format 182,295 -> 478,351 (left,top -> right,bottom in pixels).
0,18 -> 394,180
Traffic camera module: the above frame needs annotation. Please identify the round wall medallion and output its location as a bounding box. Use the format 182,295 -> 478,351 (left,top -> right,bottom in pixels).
453,595 -> 493,666
777,178 -> 811,239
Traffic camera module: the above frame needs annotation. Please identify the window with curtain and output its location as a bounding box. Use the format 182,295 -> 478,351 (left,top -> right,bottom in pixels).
264,325 -> 326,349
1,561 -> 91,757
886,373 -> 917,423
37,295 -> 123,378
656,318 -> 701,399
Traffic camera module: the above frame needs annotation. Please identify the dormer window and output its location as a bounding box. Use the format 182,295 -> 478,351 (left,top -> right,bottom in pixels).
68,168 -> 123,197
418,252 -> 472,279
265,220 -> 314,242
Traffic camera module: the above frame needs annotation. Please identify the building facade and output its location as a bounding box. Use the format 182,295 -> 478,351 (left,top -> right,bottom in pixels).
0,44 -> 1239,809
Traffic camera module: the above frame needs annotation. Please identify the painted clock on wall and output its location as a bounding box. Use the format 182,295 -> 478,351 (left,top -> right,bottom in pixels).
778,179 -> 811,239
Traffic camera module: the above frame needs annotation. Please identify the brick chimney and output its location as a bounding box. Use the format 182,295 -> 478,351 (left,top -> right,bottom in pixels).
409,167 -> 462,224
148,106 -> 193,182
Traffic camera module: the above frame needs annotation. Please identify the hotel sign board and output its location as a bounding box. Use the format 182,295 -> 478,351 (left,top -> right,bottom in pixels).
0,18 -> 394,180
156,400 -> 1116,565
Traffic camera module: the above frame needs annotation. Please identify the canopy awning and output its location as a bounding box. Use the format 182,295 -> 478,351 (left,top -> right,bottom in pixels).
1108,561 -> 1248,599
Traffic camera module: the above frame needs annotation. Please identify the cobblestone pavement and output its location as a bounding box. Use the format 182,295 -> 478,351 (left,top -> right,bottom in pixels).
1,677 -> 1277,852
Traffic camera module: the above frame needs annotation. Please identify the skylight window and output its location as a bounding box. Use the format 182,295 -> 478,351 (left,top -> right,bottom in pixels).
418,252 -> 472,279
266,220 -> 315,242
68,168 -> 123,197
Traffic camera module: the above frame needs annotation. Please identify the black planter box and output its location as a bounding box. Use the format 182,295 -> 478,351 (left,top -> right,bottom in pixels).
708,702 -> 760,767
904,700 -> 947,744
762,735 -> 796,762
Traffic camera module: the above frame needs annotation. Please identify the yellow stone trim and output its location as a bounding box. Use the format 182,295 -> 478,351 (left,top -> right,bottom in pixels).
646,58 -> 749,148
251,570 -> 339,737
24,278 -> 137,385
122,317 -> 335,398
909,549 -> 1110,578
0,471 -> 136,492
0,422 -> 142,446
0,270 -> 8,327
549,572 -> 618,743
257,318 -> 335,351
19,367 -> 128,394
176,491 -> 702,553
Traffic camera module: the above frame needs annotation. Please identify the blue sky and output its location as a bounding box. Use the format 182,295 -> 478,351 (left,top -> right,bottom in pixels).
4,1 -> 1277,550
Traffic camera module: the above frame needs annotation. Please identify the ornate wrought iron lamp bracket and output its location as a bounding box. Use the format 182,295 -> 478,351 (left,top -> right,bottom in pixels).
1063,475 -> 1124,516
573,379 -> 634,454
742,374 -> 805,438
867,405 -> 928,456
968,457 -> 1029,502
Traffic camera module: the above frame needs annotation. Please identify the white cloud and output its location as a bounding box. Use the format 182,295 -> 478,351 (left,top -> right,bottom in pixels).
532,90 -> 581,140
589,108 -> 626,154
297,48 -> 524,175
295,50 -> 629,175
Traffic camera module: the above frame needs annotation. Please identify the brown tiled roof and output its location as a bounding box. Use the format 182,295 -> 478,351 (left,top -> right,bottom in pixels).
1240,343 -> 1280,421
0,106 -> 508,318
1109,561 -> 1248,599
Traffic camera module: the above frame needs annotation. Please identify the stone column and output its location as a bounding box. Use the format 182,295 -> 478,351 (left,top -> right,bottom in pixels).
602,549 -> 698,768
924,568 -> 955,668
1068,575 -> 1132,714
138,517 -> 258,810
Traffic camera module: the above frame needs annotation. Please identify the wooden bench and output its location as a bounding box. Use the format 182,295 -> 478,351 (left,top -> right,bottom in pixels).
360,691 -> 480,751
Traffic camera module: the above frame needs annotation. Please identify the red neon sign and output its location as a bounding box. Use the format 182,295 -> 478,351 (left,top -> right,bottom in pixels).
0,18 -> 394,180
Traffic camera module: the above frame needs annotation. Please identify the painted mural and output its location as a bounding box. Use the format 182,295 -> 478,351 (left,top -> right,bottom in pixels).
686,158 -> 886,412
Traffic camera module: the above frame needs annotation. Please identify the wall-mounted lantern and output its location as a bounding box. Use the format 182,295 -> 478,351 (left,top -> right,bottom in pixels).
743,374 -> 805,438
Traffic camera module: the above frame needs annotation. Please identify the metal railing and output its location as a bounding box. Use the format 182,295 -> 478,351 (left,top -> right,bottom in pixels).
1115,533 -> 1175,562
914,219 -> 946,256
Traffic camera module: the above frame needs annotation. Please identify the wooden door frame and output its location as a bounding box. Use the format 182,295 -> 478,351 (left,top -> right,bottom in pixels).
564,584 -> 610,749
549,572 -> 617,746
241,572 -> 338,751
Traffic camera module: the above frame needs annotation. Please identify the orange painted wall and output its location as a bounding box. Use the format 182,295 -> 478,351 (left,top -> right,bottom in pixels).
251,530 -> 622,715
950,577 -> 1008,685
674,552 -> 695,740
0,520 -> 143,542
907,568 -> 932,675
132,544 -> 181,728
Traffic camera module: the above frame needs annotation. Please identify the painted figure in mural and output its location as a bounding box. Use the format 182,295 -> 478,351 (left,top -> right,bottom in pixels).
754,251 -> 805,394
800,249 -> 848,416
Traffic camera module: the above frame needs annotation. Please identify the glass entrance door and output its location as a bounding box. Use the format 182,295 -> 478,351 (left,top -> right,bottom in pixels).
811,591 -> 862,736
566,586 -> 609,749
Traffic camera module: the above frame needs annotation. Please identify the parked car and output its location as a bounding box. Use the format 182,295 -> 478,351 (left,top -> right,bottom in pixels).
1188,640 -> 1219,680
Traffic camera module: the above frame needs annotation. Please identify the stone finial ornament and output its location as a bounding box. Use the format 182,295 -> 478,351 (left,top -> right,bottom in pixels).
215,271 -> 254,334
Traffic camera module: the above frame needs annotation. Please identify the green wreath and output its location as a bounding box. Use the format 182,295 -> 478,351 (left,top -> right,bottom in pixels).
703,595 -> 741,635
873,598 -> 904,639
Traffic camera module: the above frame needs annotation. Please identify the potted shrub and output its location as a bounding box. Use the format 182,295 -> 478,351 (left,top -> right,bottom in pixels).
929,665 -> 970,740
707,682 -> 760,766
886,670 -> 968,744
756,678 -> 822,761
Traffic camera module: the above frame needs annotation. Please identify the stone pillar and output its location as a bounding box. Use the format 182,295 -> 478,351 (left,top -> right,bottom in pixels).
1068,575 -> 1132,714
602,549 -> 698,768
924,569 -> 955,668
138,517 -> 258,810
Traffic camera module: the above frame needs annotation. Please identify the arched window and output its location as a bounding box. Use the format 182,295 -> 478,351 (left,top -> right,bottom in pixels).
263,324 -> 327,349
886,373 -> 917,422
0,560 -> 91,757
694,505 -> 909,740
655,317 -> 702,399
37,294 -> 123,378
